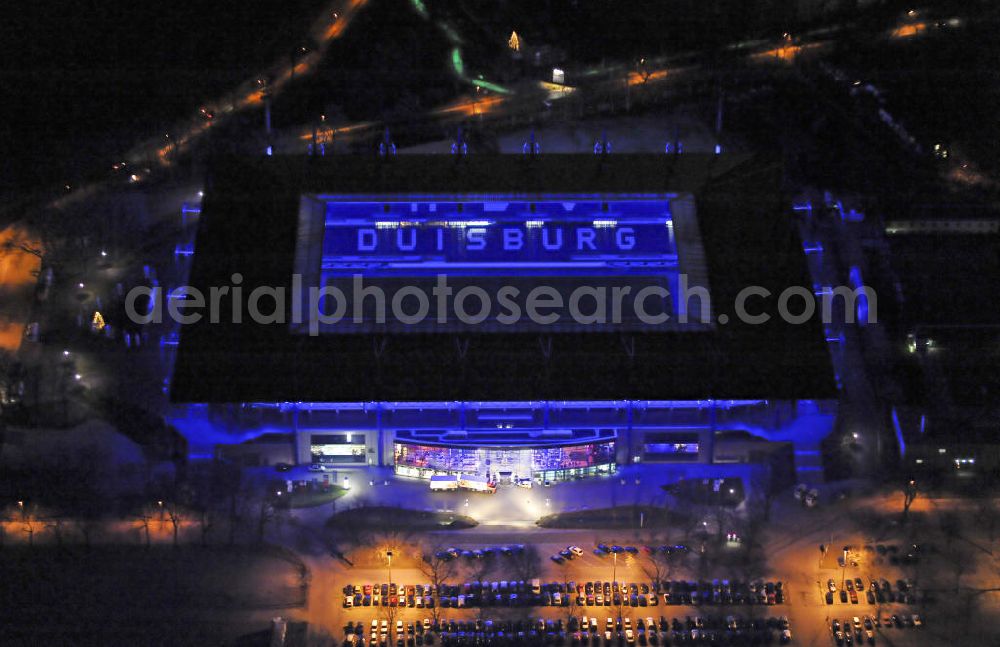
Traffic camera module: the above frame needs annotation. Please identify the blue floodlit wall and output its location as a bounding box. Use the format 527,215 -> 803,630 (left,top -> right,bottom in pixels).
168,399 -> 837,479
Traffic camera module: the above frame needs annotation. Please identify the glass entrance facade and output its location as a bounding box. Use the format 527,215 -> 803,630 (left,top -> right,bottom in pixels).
393,441 -> 616,482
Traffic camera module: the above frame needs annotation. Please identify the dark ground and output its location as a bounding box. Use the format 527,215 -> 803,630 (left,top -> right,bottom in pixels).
0,545 -> 305,645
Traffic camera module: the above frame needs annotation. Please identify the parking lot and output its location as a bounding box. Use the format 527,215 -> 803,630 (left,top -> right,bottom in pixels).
304,525 -> 944,647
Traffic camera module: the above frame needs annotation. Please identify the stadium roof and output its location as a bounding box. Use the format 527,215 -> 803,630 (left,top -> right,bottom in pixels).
170,154 -> 837,403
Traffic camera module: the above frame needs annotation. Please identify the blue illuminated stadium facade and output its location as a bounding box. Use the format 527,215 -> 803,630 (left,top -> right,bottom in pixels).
170,155 -> 839,483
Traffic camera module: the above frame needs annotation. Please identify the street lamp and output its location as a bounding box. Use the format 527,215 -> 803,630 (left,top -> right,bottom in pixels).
612,551 -> 618,584
386,550 -> 393,587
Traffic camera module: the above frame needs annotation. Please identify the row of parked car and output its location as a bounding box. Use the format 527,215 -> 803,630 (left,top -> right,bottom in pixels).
830,613 -> 923,646
342,579 -> 785,610
657,579 -> 784,606
824,577 -> 917,606
343,579 -> 564,609
434,545 -> 526,561
345,615 -> 792,647
550,545 -> 586,563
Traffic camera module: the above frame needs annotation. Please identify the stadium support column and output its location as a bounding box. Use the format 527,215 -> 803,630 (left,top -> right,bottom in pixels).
292,406 -> 309,465
703,400 -> 717,465
376,402 -> 385,466
625,401 -> 636,465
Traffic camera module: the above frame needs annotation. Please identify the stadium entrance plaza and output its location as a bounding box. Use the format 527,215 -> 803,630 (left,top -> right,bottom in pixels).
279,463 -> 760,528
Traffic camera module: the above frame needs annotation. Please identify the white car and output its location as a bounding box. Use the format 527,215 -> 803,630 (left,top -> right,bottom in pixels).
626,629 -> 635,644
568,545 -> 584,557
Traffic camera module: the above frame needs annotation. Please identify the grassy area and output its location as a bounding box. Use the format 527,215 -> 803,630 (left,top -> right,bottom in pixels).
537,505 -> 678,529
328,506 -> 477,530
280,485 -> 348,509
0,545 -> 305,645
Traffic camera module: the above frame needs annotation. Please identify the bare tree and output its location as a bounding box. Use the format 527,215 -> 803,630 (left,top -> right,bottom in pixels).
749,466 -> 777,523
974,499 -> 999,549
942,540 -> 975,593
709,504 -> 734,544
0,504 -> 9,549
46,516 -> 67,548
73,503 -> 103,550
165,501 -> 185,547
901,479 -> 918,522
254,493 -> 277,544
134,504 -> 155,548
640,537 -> 673,590
378,596 -> 400,637
211,462 -> 244,545
469,552 -> 494,583
194,504 -> 215,546
0,350 -> 25,408
733,516 -> 769,585
509,545 -> 542,582
17,501 -> 41,548
563,579 -> 582,627
0,227 -> 43,261
419,545 -> 458,622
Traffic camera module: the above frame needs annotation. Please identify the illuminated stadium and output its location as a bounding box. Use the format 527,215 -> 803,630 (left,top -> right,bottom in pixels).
170,154 -> 839,484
